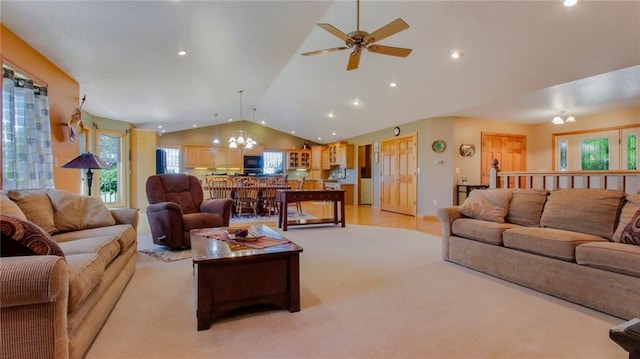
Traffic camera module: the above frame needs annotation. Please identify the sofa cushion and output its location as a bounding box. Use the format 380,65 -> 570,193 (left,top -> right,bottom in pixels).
576,242 -> 640,278
0,214 -> 65,257
46,189 -> 116,232
539,189 -> 625,239
0,193 -> 26,220
452,218 -> 520,245
506,189 -> 548,227
65,253 -> 105,312
613,194 -> 640,242
503,227 -> 607,261
459,189 -> 512,223
58,236 -> 121,268
52,224 -> 136,252
7,190 -> 57,234
618,209 -> 640,245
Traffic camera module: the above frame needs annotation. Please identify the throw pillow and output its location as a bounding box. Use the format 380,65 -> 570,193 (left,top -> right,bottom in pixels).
539,189 -> 626,239
0,214 -> 65,257
506,189 -> 548,227
613,194 -> 640,242
459,189 -> 513,223
0,193 -> 27,220
7,190 -> 57,234
618,209 -> 640,245
46,189 -> 115,232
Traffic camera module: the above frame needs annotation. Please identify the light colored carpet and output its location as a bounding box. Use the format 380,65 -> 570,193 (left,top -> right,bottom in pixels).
87,225 -> 625,359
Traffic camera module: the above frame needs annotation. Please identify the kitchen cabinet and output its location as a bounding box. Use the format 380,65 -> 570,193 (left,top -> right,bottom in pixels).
212,147 -> 242,169
323,182 -> 354,205
311,145 -> 330,170
242,144 -> 264,156
184,146 -> 214,169
287,150 -> 311,170
328,142 -> 354,168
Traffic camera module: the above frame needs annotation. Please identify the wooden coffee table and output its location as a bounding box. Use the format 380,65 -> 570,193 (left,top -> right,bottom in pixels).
191,224 -> 303,330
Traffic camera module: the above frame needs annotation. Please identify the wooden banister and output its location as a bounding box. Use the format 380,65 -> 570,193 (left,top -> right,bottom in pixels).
488,160 -> 640,194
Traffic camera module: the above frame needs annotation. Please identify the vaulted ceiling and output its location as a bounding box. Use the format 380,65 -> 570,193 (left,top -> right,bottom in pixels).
2,1 -> 639,144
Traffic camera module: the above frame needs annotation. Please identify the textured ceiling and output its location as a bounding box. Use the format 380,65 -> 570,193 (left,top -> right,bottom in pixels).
2,1 -> 639,143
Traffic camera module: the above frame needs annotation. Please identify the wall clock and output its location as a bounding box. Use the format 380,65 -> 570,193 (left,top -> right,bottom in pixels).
393,127 -> 400,136
431,140 -> 446,153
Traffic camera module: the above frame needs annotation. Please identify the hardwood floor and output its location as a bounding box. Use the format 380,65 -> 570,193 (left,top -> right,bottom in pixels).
300,203 -> 442,236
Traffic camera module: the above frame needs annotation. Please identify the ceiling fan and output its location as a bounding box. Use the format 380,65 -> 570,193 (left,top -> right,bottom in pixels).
302,0 -> 412,71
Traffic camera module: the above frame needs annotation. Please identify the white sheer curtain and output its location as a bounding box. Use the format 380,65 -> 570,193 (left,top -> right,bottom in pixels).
2,67 -> 54,190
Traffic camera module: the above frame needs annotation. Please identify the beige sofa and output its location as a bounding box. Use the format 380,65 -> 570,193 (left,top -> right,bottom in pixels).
1,189 -> 138,359
437,188 -> 640,320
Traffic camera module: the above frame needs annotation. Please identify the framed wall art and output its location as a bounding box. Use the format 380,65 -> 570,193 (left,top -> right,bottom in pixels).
459,144 -> 476,157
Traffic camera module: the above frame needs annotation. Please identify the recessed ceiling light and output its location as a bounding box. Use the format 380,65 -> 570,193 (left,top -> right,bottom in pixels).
451,51 -> 462,59
161,129 -> 166,133
318,137 -> 322,140
563,0 -> 577,7
261,120 -> 266,124
328,112 -> 334,118
389,82 -> 397,87
157,125 -> 163,129
332,132 -> 337,136
177,50 -> 188,56
291,131 -> 295,134
228,118 -> 233,122
192,124 -> 197,128
352,99 -> 360,106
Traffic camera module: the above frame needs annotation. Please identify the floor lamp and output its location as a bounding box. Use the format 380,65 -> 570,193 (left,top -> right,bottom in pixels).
62,153 -> 110,196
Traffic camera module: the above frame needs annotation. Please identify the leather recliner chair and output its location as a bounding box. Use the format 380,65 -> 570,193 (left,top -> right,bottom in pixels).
146,173 -> 233,248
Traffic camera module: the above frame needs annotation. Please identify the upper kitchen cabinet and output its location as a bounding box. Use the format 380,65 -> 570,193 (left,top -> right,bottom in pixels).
184,146 -> 214,169
328,142 -> 354,168
213,147 -> 242,169
287,149 -> 311,170
312,145 -> 330,170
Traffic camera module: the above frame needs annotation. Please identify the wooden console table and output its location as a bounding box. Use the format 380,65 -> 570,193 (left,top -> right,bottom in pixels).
278,189 -> 346,231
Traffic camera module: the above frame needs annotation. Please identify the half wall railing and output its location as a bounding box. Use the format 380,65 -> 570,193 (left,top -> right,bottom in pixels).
489,160 -> 640,194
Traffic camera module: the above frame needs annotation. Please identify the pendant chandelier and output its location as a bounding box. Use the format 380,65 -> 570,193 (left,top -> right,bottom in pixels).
228,90 -> 257,149
212,113 -> 220,144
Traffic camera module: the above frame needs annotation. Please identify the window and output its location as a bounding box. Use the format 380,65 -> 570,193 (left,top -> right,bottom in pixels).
97,130 -> 125,206
554,128 -> 630,171
581,138 -> 609,170
160,146 -> 181,173
263,151 -> 284,174
625,132 -> 638,170
2,67 -> 54,190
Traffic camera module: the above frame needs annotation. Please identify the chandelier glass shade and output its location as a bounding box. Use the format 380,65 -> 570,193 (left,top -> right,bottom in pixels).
228,90 -> 257,149
551,112 -> 576,125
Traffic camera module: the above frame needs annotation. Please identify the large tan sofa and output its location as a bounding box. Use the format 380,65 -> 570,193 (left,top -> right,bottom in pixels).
437,188 -> 640,320
1,189 -> 138,359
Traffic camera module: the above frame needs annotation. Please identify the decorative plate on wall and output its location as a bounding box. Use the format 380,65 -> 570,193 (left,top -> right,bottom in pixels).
459,144 -> 476,157
431,140 -> 446,153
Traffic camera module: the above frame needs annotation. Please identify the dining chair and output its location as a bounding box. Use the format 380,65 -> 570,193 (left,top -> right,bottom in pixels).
207,176 -> 233,199
261,177 -> 280,216
233,176 -> 259,217
286,177 -> 305,213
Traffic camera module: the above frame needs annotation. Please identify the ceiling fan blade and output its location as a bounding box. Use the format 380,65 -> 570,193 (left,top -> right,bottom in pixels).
347,50 -> 361,71
367,45 -> 412,57
363,18 -> 409,44
317,23 -> 351,42
302,47 -> 349,56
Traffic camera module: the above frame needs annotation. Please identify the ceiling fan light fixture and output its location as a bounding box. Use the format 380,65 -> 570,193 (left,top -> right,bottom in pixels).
451,51 -> 461,59
301,0 -> 411,71
564,0 -> 578,7
552,115 -> 565,125
565,114 -> 576,123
